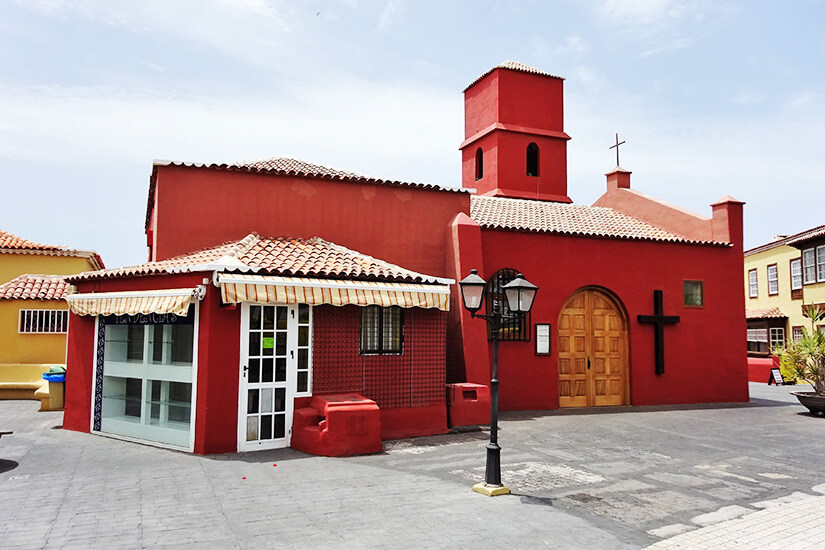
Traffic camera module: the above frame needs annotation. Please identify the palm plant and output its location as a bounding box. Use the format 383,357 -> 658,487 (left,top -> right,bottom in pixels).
773,305 -> 825,396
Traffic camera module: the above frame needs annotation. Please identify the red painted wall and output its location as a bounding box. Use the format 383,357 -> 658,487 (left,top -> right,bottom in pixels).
63,312 -> 96,432
312,304 -> 448,438
149,166 -> 469,280
472,230 -> 749,410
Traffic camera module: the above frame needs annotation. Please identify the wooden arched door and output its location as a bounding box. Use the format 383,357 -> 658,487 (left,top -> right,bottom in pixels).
558,288 -> 628,407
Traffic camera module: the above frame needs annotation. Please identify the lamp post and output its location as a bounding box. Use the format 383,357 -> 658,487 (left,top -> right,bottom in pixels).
459,269 -> 538,496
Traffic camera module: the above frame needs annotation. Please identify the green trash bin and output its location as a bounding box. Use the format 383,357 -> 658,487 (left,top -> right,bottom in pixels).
42,366 -> 66,411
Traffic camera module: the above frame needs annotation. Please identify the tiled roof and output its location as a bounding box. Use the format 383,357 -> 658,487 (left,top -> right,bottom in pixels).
745,224 -> 825,256
69,234 -> 449,284
146,158 -> 469,229
746,307 -> 787,320
464,60 -> 564,91
470,196 -> 729,246
1,230 -> 69,252
0,229 -> 104,270
0,274 -> 71,301
785,225 -> 825,247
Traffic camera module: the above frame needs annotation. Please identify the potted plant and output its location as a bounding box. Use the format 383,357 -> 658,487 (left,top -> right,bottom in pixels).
773,305 -> 825,415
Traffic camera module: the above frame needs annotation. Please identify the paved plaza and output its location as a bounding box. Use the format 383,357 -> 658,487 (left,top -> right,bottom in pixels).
1,382 -> 825,549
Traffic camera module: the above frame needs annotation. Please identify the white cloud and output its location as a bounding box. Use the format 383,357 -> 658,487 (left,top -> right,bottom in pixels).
378,0 -> 402,30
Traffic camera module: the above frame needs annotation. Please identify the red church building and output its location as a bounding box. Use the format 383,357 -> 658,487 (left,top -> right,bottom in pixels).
63,61 -> 748,455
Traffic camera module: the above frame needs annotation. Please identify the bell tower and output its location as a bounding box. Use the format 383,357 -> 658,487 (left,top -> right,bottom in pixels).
460,61 -> 572,203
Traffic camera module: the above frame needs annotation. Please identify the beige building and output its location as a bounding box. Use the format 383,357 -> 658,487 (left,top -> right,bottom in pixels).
744,225 -> 825,358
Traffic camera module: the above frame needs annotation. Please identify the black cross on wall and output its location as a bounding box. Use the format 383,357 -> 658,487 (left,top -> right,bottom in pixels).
637,290 -> 680,375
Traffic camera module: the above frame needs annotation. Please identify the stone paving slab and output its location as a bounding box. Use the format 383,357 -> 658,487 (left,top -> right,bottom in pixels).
1,382 -> 824,549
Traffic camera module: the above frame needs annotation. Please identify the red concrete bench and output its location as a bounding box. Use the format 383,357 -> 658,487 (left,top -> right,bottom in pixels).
291,394 -> 382,457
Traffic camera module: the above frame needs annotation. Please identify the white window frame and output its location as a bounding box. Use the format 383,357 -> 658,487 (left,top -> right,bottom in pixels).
791,258 -> 802,291
748,269 -> 758,298
803,248 -> 816,284
767,264 -> 778,296
817,245 -> 825,282
769,327 -> 785,349
18,309 -> 69,333
792,326 -> 804,342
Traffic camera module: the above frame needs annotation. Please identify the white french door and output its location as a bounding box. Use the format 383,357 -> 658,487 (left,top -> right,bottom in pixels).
238,303 -> 311,451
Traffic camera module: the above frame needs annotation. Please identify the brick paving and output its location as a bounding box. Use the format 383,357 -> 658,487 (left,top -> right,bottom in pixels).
1,382 -> 824,549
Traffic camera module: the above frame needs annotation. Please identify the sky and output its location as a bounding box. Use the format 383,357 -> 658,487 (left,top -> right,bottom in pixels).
1,0 -> 823,269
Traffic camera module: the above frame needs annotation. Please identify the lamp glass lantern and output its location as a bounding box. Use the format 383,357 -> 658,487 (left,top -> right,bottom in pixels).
502,273 -> 538,314
459,269 -> 487,315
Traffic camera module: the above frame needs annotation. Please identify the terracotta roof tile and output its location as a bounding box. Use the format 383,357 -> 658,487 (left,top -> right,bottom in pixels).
745,224 -> 825,256
146,158 -> 469,230
0,274 -> 71,301
746,307 -> 787,320
0,229 -> 105,269
0,230 -> 68,252
69,234 -> 448,284
464,60 -> 564,91
469,195 -> 729,246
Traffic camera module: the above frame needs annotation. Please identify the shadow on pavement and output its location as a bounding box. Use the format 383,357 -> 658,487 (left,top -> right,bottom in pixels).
0,459 -> 19,474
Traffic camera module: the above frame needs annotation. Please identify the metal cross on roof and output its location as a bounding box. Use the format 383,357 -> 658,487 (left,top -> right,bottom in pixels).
609,133 -> 626,166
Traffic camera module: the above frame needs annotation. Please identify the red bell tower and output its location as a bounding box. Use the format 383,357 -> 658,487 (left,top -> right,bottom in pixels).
460,61 -> 572,203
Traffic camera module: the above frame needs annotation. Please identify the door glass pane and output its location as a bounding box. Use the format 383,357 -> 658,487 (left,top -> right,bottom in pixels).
262,307 -> 274,330
276,332 -> 287,356
298,349 -> 308,370
250,305 -> 261,329
247,389 -> 259,414
261,358 -> 273,383
246,416 -> 258,441
261,388 -> 273,413
274,388 -> 286,412
297,372 -> 308,393
274,415 -> 285,439
248,358 -> 260,383
261,415 -> 273,439
249,332 -> 260,356
298,304 -> 309,324
262,332 -> 274,356
276,307 -> 288,330
275,358 -> 286,382
298,326 -> 309,347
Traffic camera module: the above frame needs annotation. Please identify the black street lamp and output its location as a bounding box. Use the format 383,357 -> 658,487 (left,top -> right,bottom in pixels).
458,269 -> 538,496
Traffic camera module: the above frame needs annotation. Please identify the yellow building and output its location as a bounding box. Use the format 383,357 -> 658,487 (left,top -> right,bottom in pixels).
744,224 -> 825,361
0,230 -> 102,407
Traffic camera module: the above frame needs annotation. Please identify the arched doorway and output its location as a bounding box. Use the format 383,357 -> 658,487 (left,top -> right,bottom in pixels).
557,287 -> 628,407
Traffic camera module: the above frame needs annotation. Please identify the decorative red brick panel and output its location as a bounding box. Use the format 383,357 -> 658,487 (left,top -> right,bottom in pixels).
312,305 -> 446,409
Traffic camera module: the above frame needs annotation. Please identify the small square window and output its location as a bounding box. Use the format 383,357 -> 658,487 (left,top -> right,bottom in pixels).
683,280 -> 704,307
360,306 -> 403,354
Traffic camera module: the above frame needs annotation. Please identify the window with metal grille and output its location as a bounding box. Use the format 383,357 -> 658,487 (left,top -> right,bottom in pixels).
360,306 -> 403,354
18,309 -> 68,333
485,268 -> 530,341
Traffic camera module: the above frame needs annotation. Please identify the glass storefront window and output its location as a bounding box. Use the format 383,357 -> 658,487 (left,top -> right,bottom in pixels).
99,311 -> 195,448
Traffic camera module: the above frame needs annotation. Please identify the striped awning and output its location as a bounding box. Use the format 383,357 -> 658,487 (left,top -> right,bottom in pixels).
218,274 -> 451,311
66,288 -> 201,316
